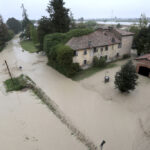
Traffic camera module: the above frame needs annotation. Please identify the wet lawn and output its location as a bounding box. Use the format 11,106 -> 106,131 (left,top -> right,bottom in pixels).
20,40 -> 38,53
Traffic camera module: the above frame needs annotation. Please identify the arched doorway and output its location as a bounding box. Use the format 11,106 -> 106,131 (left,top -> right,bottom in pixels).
138,66 -> 150,77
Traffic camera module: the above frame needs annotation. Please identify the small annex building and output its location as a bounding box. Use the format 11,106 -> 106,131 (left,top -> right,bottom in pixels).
66,27 -> 134,67
135,54 -> 150,77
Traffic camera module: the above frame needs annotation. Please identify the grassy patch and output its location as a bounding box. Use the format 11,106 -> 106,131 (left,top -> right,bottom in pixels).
4,75 -> 27,92
72,63 -> 117,81
20,40 -> 38,53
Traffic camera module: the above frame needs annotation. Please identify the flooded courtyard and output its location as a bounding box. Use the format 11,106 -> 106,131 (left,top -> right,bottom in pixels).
0,35 -> 150,150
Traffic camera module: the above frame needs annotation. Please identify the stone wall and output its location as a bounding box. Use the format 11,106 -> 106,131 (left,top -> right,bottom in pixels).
73,35 -> 133,67
120,36 -> 133,56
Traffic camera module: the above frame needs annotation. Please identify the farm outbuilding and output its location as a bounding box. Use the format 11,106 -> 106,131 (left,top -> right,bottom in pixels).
135,54 -> 150,77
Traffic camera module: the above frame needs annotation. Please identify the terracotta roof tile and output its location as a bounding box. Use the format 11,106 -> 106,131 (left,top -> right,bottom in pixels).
66,30 -> 121,50
136,54 -> 150,61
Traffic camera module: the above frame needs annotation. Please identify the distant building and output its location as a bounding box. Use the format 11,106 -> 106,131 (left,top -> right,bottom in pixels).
66,27 -> 134,68
135,54 -> 150,77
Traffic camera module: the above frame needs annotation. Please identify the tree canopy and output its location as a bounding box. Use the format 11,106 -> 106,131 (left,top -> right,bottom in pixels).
47,0 -> 71,33
6,18 -> 21,34
114,60 -> 138,93
134,26 -> 150,55
37,16 -> 54,49
0,15 -> 14,51
0,16 -> 9,51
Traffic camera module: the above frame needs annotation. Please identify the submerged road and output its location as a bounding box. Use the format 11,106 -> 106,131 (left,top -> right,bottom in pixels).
0,35 -> 149,150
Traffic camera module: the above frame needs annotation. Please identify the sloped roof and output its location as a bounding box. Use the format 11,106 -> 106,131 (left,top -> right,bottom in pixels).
135,54 -> 150,61
66,30 -> 121,50
115,29 -> 134,36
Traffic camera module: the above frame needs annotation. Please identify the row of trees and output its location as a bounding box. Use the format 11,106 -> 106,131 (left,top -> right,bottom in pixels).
37,0 -> 72,50
0,15 -> 15,51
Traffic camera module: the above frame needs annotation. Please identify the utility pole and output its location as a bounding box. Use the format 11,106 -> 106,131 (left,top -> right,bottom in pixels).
100,140 -> 106,150
4,60 -> 14,85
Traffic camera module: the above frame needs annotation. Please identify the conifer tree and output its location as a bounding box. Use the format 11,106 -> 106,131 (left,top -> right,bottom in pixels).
47,0 -> 71,33
115,60 -> 138,93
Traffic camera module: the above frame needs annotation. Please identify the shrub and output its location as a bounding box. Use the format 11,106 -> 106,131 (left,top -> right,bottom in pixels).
122,54 -> 130,59
93,56 -> 99,67
99,57 -> 106,67
7,30 -> 14,41
43,28 -> 93,77
93,56 -> 106,67
114,60 -> 138,93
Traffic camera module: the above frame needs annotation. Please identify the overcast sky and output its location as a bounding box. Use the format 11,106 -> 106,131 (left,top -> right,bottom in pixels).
0,0 -> 149,22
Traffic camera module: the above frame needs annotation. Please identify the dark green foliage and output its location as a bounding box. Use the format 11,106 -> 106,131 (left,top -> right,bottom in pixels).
0,15 -> 13,52
44,28 -> 93,77
44,28 -> 93,54
99,57 -> 106,67
7,30 -> 15,41
115,61 -> 138,93
93,56 -> 106,67
134,26 -> 150,55
129,25 -> 140,49
37,17 -> 54,50
116,23 -> 122,28
6,18 -> 21,34
47,0 -> 70,33
4,75 -> 27,92
122,54 -> 131,59
93,56 -> 99,67
30,24 -> 38,44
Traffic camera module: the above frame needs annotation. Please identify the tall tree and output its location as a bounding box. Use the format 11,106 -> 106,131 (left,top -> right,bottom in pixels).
47,0 -> 71,33
139,13 -> 148,28
6,18 -> 21,34
37,17 -> 53,49
30,24 -> 38,44
134,26 -> 150,55
114,61 -> 138,93
20,3 -> 32,39
21,3 -> 30,30
0,15 -> 9,51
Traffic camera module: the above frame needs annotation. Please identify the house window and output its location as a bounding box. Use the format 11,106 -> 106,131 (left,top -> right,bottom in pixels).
93,47 -> 97,53
88,41 -> 92,47
105,55 -> 108,60
105,46 -> 108,51
84,50 -> 87,55
74,51 -> 78,56
101,47 -> 103,52
112,37 -> 115,43
116,53 -> 119,57
84,60 -> 87,65
118,43 -> 122,48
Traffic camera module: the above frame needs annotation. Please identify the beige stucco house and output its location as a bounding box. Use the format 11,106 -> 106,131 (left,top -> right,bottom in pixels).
66,27 -> 134,67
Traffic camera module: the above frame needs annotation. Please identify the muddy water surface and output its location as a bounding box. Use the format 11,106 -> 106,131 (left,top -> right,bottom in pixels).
0,35 -> 150,150
0,37 -> 86,150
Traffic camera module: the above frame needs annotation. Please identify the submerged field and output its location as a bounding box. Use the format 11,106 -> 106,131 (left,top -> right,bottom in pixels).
0,35 -> 150,150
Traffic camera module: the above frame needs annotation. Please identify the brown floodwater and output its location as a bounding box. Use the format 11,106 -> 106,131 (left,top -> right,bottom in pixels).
0,36 -> 86,150
0,35 -> 150,150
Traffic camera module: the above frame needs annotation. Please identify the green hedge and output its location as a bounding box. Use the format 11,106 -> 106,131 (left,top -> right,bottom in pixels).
93,56 -> 106,67
44,28 -> 94,77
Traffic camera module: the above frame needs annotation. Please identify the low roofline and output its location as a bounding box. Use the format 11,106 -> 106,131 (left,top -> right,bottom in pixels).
72,42 -> 121,51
